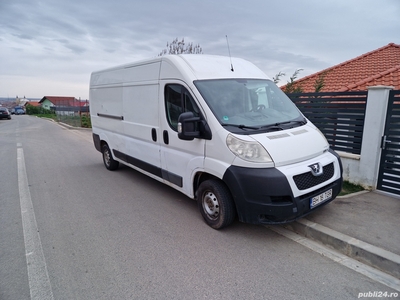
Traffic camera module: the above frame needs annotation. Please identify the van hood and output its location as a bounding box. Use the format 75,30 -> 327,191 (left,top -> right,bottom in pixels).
251,124 -> 329,167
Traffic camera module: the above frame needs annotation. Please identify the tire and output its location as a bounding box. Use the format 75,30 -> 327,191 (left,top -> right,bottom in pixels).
197,179 -> 236,229
102,144 -> 119,171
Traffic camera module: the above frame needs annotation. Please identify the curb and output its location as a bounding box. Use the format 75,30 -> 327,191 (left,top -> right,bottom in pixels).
283,218 -> 400,279
41,117 -> 91,131
58,121 -> 92,131
336,190 -> 369,199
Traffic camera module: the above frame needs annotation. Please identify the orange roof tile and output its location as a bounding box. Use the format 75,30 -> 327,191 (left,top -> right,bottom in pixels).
282,43 -> 400,92
25,101 -> 41,107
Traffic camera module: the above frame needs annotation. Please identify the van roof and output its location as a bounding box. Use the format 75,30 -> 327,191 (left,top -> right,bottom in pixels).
90,55 -> 270,86
163,55 -> 269,80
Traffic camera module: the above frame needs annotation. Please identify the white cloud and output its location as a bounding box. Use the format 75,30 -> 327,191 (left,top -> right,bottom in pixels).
0,0 -> 399,98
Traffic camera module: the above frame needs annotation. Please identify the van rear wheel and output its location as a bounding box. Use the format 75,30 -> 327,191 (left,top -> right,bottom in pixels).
102,144 -> 119,171
197,179 -> 235,229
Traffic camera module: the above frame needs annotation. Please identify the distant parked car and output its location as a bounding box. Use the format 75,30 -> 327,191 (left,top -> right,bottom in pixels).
10,108 -> 15,114
15,108 -> 25,115
0,107 -> 11,119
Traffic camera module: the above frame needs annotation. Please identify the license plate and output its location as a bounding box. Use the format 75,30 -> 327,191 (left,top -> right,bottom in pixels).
310,189 -> 332,209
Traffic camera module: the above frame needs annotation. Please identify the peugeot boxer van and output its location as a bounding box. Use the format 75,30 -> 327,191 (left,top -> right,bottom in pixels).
90,55 -> 343,229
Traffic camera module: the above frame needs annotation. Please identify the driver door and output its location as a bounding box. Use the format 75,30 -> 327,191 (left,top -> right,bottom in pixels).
159,81 -> 206,197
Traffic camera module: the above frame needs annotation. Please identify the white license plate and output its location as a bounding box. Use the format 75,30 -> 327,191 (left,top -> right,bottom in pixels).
310,189 -> 333,209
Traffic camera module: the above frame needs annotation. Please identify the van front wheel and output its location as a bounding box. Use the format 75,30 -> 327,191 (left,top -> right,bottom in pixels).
102,144 -> 119,171
197,179 -> 235,229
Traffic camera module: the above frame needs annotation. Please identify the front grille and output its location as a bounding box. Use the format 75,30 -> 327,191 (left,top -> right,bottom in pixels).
293,163 -> 334,190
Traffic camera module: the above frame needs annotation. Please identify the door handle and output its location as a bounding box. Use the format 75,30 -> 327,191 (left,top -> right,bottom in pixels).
163,130 -> 169,145
151,128 -> 157,142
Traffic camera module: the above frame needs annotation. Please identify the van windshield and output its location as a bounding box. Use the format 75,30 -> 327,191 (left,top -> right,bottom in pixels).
194,79 -> 306,133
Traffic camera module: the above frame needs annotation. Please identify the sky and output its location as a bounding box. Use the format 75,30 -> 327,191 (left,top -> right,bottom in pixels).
0,0 -> 399,100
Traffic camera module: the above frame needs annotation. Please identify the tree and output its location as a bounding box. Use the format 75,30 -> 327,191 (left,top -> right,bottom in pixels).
158,38 -> 203,56
273,71 -> 285,84
313,71 -> 328,93
283,69 -> 304,93
275,68 -> 330,93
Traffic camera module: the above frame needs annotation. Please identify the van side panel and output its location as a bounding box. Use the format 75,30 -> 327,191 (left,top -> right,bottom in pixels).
122,83 -> 160,170
91,85 -> 124,128
90,86 -> 124,151
90,61 -> 161,85
90,62 -> 163,182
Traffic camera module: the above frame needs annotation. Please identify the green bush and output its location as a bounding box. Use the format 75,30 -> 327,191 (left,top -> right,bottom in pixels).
25,105 -> 55,116
81,114 -> 92,128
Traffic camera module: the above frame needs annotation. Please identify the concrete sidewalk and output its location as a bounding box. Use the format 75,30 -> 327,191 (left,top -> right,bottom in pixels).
283,191 -> 400,279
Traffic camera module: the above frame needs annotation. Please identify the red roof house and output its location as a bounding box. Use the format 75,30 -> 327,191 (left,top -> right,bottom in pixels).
39,96 -> 89,109
40,96 -> 77,107
282,43 -> 400,92
24,101 -> 41,107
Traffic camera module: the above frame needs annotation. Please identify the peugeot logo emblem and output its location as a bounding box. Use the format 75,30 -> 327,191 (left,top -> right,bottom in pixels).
309,162 -> 323,177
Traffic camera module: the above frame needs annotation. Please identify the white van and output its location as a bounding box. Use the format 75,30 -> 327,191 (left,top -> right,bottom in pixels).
90,55 -> 343,229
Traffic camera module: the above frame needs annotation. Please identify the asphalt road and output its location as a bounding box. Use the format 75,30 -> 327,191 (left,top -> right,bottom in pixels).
1,116 -> 398,300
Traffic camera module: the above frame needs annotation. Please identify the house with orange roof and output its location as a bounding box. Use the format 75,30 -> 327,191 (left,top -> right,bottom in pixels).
282,43 -> 400,92
24,101 -> 41,108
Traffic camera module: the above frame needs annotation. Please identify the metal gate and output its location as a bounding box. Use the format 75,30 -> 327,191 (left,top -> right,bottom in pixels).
377,90 -> 400,195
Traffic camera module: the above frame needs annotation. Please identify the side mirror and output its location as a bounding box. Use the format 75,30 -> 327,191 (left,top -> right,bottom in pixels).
177,112 -> 212,141
177,112 -> 201,140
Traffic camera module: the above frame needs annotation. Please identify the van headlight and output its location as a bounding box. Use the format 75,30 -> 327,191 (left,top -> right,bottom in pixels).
226,134 -> 273,163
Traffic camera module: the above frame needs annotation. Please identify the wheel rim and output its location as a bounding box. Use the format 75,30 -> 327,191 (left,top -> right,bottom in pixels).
202,191 -> 220,220
103,148 -> 111,167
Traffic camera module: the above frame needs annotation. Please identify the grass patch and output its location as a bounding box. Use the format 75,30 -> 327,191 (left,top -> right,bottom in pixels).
35,114 -> 58,120
339,181 -> 365,196
57,115 -> 92,128
32,114 -> 91,128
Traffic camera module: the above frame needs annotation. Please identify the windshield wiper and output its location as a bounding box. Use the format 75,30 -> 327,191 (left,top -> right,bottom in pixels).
222,123 -> 260,130
273,121 -> 291,127
261,119 -> 307,131
277,119 -> 307,126
261,121 -> 289,130
261,125 -> 284,131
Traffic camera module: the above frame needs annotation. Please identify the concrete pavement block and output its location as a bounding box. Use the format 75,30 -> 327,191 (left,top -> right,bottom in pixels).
283,218 -> 400,279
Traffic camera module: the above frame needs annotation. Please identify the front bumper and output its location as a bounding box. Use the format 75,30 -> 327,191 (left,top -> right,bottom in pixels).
222,151 -> 343,224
